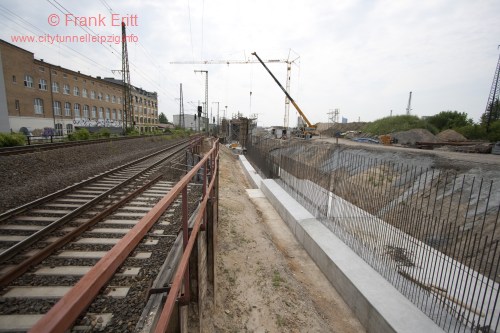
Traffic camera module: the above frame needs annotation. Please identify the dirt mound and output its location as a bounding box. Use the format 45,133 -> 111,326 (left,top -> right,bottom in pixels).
318,122 -> 367,137
436,129 -> 467,142
391,129 -> 438,145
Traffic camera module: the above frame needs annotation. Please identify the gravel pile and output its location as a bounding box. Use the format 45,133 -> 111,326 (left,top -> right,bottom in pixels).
391,128 -> 438,145
0,136 -> 180,214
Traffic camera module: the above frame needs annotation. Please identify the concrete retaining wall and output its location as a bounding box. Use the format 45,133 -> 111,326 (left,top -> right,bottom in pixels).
240,155 -> 443,333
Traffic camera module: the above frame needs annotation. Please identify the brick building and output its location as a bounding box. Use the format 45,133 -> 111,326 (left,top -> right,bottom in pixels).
0,39 -> 158,135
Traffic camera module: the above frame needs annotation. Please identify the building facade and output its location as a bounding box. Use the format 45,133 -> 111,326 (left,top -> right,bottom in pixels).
0,39 -> 158,135
172,114 -> 208,132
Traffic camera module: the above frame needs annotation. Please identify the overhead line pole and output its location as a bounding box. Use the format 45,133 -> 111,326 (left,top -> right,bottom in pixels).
194,70 -> 208,134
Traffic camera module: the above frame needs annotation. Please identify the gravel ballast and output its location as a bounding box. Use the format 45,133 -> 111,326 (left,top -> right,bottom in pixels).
0,136 -> 183,214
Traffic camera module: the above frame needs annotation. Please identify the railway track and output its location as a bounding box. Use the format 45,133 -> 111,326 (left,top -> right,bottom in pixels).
0,134 -> 169,157
0,136 -> 207,332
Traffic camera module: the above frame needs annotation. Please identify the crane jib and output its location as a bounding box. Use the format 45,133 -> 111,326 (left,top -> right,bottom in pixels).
251,52 -> 314,129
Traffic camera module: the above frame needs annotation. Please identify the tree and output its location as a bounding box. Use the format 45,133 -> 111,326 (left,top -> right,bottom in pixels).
426,111 -> 472,131
159,112 -> 168,124
480,99 -> 500,131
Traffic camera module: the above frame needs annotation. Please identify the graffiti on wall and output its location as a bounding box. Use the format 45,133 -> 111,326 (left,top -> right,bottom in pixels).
72,118 -> 123,127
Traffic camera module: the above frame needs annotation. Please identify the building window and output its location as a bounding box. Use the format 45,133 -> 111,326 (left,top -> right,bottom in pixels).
74,103 -> 80,118
105,108 -> 110,120
34,98 -> 44,114
98,107 -> 104,119
55,123 -> 63,136
63,73 -> 67,78
74,76 -> 78,81
63,84 -> 70,95
66,124 -> 73,134
24,75 -> 33,88
52,82 -> 59,93
53,101 -> 61,115
15,99 -> 20,111
90,90 -> 95,99
118,110 -> 122,120
73,86 -> 79,96
83,105 -> 89,118
98,92 -> 102,100
105,94 -> 110,102
91,106 -> 97,118
82,88 -> 87,98
52,70 -> 57,75
117,97 -> 121,104
39,66 -> 45,72
12,75 -> 16,83
64,102 -> 71,116
112,109 -> 116,120
112,95 -> 116,103
39,79 -> 47,90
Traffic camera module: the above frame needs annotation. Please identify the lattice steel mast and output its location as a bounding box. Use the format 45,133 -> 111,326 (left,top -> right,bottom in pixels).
121,22 -> 132,133
485,49 -> 500,132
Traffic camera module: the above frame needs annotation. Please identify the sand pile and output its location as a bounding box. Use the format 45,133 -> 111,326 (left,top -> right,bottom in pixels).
436,129 -> 467,142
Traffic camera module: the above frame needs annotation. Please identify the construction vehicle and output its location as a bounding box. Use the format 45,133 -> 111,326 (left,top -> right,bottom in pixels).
251,52 -> 317,138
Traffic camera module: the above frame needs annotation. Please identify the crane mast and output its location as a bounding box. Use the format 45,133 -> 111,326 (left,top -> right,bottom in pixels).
406,91 -> 412,115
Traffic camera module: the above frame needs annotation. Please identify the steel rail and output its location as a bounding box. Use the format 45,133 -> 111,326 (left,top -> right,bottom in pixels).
0,138 -> 193,222
0,140 -> 191,263
0,174 -> 162,288
28,138 -> 217,333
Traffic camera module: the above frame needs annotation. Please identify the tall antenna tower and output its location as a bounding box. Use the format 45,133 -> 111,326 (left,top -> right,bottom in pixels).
406,91 -> 412,115
179,83 -> 185,128
121,22 -> 132,132
484,49 -> 500,132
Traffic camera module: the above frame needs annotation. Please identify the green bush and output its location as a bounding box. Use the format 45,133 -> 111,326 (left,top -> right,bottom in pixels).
68,128 -> 90,141
362,115 -> 438,135
0,132 -> 26,147
487,120 -> 500,142
98,128 -> 111,138
125,128 -> 141,136
455,124 -> 487,140
426,111 -> 472,131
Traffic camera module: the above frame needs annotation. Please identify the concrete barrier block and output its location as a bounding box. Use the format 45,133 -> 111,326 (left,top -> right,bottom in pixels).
238,155 -> 263,189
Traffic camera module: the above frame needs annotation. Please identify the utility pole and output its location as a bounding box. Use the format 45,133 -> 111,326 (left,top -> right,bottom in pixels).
179,83 -> 185,128
121,22 -> 132,134
212,101 -> 219,136
194,70 -> 208,133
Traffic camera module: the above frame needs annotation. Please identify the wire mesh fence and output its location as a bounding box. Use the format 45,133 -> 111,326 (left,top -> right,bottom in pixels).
246,135 -> 500,333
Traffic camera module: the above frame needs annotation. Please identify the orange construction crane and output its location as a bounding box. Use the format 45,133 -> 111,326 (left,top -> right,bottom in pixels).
170,52 -> 299,129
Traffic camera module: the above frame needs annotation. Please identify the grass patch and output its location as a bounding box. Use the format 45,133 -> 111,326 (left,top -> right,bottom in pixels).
272,270 -> 283,287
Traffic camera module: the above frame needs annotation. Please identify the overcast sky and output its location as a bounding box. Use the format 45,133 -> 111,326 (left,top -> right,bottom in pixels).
1,0 -> 499,127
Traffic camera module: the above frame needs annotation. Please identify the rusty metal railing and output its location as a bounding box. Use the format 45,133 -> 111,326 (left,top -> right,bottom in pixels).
154,138 -> 219,332
29,136 -> 219,333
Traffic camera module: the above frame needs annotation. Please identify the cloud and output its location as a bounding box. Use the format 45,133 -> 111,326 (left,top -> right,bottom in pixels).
1,0 -> 499,126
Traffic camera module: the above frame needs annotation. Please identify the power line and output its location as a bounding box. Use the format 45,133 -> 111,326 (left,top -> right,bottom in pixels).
187,0 -> 195,62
